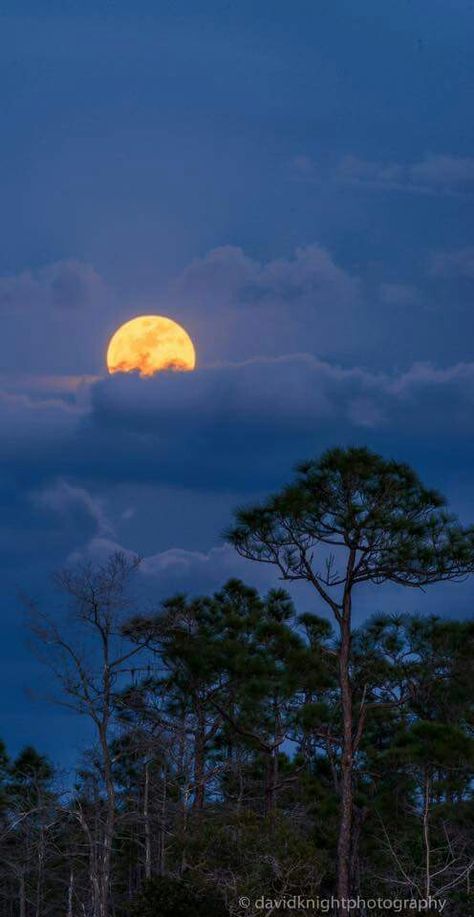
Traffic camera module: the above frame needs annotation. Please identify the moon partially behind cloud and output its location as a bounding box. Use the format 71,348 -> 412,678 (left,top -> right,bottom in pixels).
106,315 -> 196,377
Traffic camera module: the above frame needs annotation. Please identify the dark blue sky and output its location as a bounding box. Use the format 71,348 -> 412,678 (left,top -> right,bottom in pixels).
2,0 -> 474,764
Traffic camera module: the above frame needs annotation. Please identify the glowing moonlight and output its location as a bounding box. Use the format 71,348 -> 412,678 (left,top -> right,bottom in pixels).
106,315 -> 196,377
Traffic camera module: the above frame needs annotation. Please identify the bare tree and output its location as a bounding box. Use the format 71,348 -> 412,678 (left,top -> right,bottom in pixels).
27,552 -> 145,917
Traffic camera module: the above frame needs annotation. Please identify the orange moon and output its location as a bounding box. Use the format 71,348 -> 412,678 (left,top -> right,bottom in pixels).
106,315 -> 196,377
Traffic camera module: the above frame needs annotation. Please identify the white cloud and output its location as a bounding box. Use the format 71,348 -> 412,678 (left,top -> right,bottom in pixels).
141,543 -> 241,576
34,480 -> 114,538
67,537 -> 278,596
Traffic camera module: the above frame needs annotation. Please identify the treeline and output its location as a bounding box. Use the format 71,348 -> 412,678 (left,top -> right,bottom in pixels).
0,448 -> 473,916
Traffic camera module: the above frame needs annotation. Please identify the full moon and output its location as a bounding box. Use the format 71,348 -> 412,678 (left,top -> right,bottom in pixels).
106,315 -> 196,377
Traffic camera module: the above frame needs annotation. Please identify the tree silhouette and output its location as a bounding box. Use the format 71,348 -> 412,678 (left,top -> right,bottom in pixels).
227,446 -> 474,905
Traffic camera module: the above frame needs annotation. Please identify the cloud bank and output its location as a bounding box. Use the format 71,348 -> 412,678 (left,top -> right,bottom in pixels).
2,352 -> 474,493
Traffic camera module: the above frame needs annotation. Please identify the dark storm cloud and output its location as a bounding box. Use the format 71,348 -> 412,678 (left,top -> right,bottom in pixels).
80,357 -> 474,500
88,355 -> 474,442
3,352 -> 474,495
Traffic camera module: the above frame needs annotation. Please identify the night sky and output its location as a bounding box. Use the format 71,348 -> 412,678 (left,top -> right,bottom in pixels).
2,0 -> 474,764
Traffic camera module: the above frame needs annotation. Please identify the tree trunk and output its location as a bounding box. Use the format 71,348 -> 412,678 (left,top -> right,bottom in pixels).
35,823 -> 45,917
423,770 -> 432,899
337,604 -> 353,907
263,746 -> 279,818
96,736 -> 115,917
350,806 -> 368,895
98,675 -> 115,917
99,812 -> 114,917
67,869 -> 74,917
143,761 -> 152,881
178,717 -> 190,875
263,752 -> 275,817
158,766 -> 167,877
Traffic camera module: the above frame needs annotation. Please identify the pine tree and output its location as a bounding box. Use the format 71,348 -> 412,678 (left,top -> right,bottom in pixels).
226,446 -> 474,905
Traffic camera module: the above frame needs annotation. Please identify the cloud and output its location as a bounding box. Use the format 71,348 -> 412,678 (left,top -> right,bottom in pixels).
338,153 -> 474,194
0,373 -> 96,401
293,153 -> 474,196
4,353 -> 474,494
0,245 -> 362,378
255,244 -> 358,304
173,245 -> 258,306
346,397 -> 385,429
87,353 -> 374,437
291,154 -> 317,178
174,243 -> 359,310
78,354 -> 474,490
171,243 -> 361,362
34,480 -> 114,538
387,360 -> 474,398
89,353 -> 474,437
379,283 -> 420,306
0,243 -> 422,384
0,384 -> 82,457
63,527 -> 474,623
429,246 -> 474,278
409,155 -> 474,190
0,259 -> 108,313
5,354 -> 474,606
0,374 -> 94,465
67,537 -> 279,596
0,260 -> 118,375
336,155 -> 405,189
